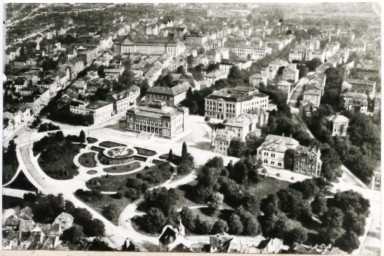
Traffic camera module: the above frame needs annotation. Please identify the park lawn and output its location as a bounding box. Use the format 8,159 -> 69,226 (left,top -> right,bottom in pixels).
134,147 -> 157,156
90,146 -> 105,153
248,177 -> 290,201
78,152 -> 97,168
87,162 -> 174,191
78,194 -> 131,225
38,143 -> 85,180
104,162 -> 141,173
99,141 -> 126,148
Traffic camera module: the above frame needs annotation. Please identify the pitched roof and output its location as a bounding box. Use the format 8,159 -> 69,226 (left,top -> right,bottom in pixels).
327,114 -> 349,123
147,82 -> 190,96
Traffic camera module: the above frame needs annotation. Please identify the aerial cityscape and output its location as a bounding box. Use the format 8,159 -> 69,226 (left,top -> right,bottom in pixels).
2,2 -> 381,254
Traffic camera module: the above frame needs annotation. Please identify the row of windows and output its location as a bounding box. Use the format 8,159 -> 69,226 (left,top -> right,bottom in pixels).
263,159 -> 282,167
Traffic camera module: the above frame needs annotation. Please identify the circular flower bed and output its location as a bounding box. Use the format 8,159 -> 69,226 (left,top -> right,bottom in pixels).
103,146 -> 135,159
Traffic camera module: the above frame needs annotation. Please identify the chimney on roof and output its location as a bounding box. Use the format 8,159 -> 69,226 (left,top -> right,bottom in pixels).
290,134 -> 292,138
282,133 -> 285,137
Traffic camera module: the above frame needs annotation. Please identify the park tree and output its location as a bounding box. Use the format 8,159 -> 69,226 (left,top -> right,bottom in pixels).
180,207 -> 195,232
329,190 -> 370,216
194,216 -> 212,234
343,209 -> 366,236
321,207 -> 344,228
318,227 -> 345,244
207,192 -> 224,216
277,188 -> 304,219
260,194 -> 280,216
211,220 -> 229,234
83,219 -> 105,237
61,225 -> 84,244
179,142 -> 195,175
228,214 -> 244,235
285,227 -> 308,245
142,207 -> 166,233
311,195 -> 328,216
242,215 -> 261,236
89,239 -> 113,251
79,130 -> 86,143
335,231 -> 360,253
306,58 -> 322,71
102,203 -> 119,221
289,179 -> 320,199
227,139 -> 246,157
284,149 -> 295,170
241,193 -> 259,215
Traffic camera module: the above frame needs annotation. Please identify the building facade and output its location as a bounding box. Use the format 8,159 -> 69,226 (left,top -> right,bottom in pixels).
293,146 -> 322,177
257,134 -> 300,169
124,100 -> 189,139
326,114 -> 349,137
145,82 -> 190,106
205,87 -> 269,120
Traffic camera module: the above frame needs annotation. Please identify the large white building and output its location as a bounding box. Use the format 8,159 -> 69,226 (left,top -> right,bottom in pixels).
257,134 -> 300,169
70,100 -> 114,125
231,45 -> 272,60
118,38 -> 186,56
212,110 -> 269,155
205,86 -> 269,120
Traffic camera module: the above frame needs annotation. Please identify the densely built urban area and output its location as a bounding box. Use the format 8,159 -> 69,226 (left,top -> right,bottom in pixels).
2,2 -> 381,254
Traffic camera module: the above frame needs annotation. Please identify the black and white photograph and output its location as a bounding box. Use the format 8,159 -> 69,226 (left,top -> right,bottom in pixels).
1,1 -> 381,254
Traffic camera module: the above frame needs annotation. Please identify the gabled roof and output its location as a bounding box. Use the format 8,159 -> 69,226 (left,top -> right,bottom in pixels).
327,114 -> 349,123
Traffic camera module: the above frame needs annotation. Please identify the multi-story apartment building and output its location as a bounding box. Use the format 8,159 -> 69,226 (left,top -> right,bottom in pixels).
282,66 -> 299,83
212,109 -> 269,155
118,38 -> 186,56
341,92 -> 368,114
104,67 -> 125,80
106,86 -> 140,114
231,45 -> 272,61
124,100 -> 189,139
326,113 -> 349,137
70,100 -> 114,125
257,134 -> 300,169
145,82 -> 190,106
249,73 -> 268,88
205,86 -> 269,120
293,146 -> 322,177
303,88 -> 322,107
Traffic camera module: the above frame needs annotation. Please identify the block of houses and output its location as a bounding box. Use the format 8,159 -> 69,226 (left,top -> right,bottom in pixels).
145,82 -> 190,106
293,146 -> 322,177
106,85 -> 140,114
205,70 -> 229,86
257,134 -> 300,169
326,113 -> 349,137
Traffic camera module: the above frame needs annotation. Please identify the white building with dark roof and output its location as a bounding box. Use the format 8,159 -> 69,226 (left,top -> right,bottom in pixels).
205,86 -> 269,120
146,82 -> 191,106
326,113 -> 349,137
257,134 -> 300,169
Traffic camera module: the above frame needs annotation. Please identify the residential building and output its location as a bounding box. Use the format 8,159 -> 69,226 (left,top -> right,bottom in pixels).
212,109 -> 269,155
205,86 -> 269,120
145,82 -> 190,106
326,113 -> 349,137
342,79 -> 376,96
282,66 -> 299,83
104,67 -> 125,80
342,92 -> 368,113
257,134 -> 300,169
249,73 -> 268,88
231,45 -> 272,60
124,100 -> 189,139
106,86 -> 140,114
293,146 -> 322,177
70,100 -> 114,125
277,80 -> 292,95
119,38 -> 185,56
303,88 -> 322,107
205,70 -> 229,86
371,170 -> 381,191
